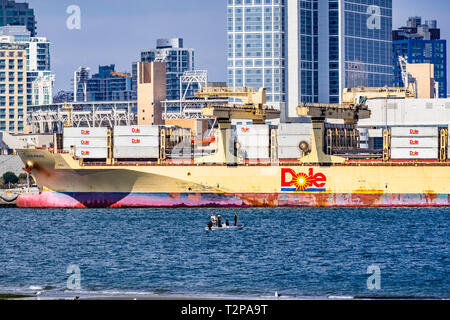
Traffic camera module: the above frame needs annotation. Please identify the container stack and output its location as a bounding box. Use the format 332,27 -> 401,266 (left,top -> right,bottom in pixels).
113,126 -> 159,159
63,127 -> 108,159
277,123 -> 312,159
235,125 -> 270,159
390,126 -> 439,160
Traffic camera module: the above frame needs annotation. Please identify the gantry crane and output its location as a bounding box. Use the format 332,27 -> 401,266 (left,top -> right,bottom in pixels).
194,87 -> 280,164
342,86 -> 415,106
296,103 -> 371,164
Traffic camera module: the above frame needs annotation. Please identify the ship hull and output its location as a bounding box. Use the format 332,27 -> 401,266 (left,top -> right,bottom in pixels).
16,149 -> 450,208
16,191 -> 450,209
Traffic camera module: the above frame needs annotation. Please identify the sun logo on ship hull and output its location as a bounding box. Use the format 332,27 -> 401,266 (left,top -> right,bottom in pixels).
293,172 -> 314,191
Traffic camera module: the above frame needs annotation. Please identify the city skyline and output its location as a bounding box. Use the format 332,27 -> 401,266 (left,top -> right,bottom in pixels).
23,0 -> 450,93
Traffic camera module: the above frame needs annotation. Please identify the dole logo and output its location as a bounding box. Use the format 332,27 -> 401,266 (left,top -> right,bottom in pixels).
410,151 -> 419,156
281,168 -> 327,191
81,150 -> 90,156
132,128 -> 141,134
81,130 -> 90,135
409,140 -> 418,145
81,140 -> 89,145
132,138 -> 141,144
410,129 -> 419,135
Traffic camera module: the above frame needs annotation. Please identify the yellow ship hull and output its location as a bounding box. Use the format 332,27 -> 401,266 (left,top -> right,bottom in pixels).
16,149 -> 450,208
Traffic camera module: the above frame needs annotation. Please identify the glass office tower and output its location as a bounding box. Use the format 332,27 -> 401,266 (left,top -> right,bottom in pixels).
341,0 -> 393,95
228,0 -> 393,119
227,0 -> 285,110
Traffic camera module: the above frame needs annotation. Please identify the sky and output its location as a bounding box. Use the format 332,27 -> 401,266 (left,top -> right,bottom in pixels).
21,0 -> 450,92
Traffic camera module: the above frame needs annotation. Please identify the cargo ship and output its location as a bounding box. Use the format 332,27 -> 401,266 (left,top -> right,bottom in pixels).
16,88 -> 450,208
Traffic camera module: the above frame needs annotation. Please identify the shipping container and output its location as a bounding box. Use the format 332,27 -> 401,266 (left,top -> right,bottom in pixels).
114,125 -> 159,137
63,137 -> 108,151
113,136 -> 159,147
64,127 -> 108,138
236,125 -> 269,136
277,134 -> 311,147
390,126 -> 439,138
239,146 -> 270,159
278,146 -> 302,159
359,99 -> 450,127
391,137 -> 439,149
391,148 -> 438,160
75,147 -> 108,159
279,123 -> 312,135
236,135 -> 270,148
114,146 -> 159,159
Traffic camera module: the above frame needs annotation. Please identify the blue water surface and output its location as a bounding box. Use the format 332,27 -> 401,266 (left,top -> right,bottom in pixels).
0,207 -> 448,299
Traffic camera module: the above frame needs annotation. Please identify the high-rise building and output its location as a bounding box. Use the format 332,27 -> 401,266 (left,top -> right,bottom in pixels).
227,0 -> 393,120
393,17 -> 447,98
73,64 -> 134,102
0,25 -> 53,108
137,62 -> 166,126
0,0 -> 36,37
227,0 -> 285,110
140,38 -> 194,101
0,44 -> 26,133
0,25 -> 53,133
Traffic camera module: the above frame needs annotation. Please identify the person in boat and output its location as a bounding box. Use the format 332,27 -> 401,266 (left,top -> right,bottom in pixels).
207,220 -> 213,230
234,213 -> 238,226
217,215 -> 223,228
211,213 -> 217,226
225,219 -> 230,227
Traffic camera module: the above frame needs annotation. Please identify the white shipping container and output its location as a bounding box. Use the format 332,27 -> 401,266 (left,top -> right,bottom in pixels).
390,126 -> 438,138
64,127 -> 108,138
279,123 -> 312,135
278,146 -> 302,159
278,134 -> 311,147
240,146 -> 269,159
75,147 -> 108,159
114,125 -> 159,136
391,137 -> 439,149
114,136 -> 159,147
114,146 -> 159,159
236,135 -> 269,147
391,148 -> 438,160
63,137 -> 108,151
236,125 -> 269,136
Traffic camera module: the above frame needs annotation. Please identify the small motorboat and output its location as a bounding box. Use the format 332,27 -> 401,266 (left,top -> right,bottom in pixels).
205,224 -> 244,231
